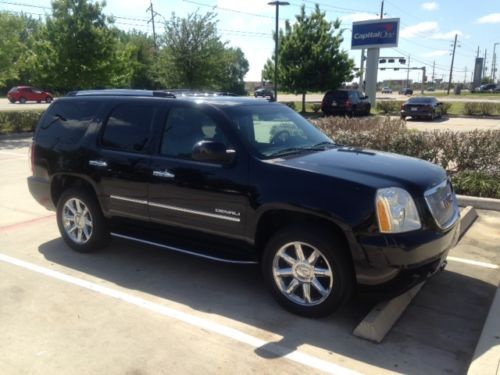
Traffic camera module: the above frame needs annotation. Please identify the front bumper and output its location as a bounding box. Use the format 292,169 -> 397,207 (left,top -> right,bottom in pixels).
27,176 -> 55,211
355,218 -> 460,294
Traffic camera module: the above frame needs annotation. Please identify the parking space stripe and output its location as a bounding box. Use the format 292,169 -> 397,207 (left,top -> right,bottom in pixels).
0,214 -> 55,233
448,256 -> 499,269
0,252 -> 361,375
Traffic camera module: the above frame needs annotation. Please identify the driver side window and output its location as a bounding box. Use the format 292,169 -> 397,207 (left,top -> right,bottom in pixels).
161,107 -> 229,159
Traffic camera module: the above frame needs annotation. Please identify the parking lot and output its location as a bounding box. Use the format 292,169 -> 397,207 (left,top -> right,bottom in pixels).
1,135 -> 499,374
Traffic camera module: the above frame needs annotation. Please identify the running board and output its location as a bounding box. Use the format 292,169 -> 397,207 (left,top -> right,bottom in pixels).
110,232 -> 259,265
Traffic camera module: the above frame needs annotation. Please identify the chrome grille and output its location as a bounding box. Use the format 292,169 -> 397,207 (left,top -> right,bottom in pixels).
424,180 -> 459,230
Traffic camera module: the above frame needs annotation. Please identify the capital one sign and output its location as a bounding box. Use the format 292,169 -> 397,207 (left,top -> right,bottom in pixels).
351,18 -> 400,49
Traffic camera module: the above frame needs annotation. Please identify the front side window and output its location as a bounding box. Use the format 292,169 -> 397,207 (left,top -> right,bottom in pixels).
102,103 -> 155,153
223,104 -> 333,158
160,107 -> 229,159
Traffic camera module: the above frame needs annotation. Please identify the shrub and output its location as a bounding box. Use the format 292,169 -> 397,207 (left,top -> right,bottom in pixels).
452,171 -> 500,199
463,102 -> 498,116
0,110 -> 44,134
441,102 -> 452,115
311,103 -> 321,113
376,100 -> 400,114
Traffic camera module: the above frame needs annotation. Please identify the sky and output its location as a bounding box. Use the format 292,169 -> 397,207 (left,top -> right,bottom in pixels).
2,0 -> 500,85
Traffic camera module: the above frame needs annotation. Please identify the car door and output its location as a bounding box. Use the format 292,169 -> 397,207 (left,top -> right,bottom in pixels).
148,103 -> 249,239
91,99 -> 163,221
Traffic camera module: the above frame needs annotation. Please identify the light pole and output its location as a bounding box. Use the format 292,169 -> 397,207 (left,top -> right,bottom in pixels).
268,1 -> 289,102
492,42 -> 499,82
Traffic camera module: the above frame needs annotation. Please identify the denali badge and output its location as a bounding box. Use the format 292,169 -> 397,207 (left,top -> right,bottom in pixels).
215,208 -> 241,217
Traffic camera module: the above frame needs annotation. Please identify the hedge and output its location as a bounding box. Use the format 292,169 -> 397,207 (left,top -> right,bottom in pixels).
375,100 -> 500,116
0,110 -> 45,134
313,116 -> 500,198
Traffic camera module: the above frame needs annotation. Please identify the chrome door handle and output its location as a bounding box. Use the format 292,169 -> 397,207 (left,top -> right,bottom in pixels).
153,170 -> 175,178
89,160 -> 108,167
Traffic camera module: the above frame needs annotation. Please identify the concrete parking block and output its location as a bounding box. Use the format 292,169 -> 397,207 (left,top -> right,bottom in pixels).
458,195 -> 500,212
459,206 -> 478,239
353,282 -> 424,343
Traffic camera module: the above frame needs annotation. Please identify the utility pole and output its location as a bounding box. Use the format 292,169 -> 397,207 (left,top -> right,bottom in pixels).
476,46 -> 480,58
492,42 -> 499,81
421,67 -> 426,94
447,34 -> 458,95
147,0 -> 158,52
406,55 -> 411,88
431,60 -> 435,83
380,0 -> 384,19
464,67 -> 467,84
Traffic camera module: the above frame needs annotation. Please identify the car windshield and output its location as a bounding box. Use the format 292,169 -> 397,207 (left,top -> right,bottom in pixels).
222,104 -> 334,158
407,97 -> 435,104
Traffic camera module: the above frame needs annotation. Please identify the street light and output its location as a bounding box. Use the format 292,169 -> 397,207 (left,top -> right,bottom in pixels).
268,1 -> 289,102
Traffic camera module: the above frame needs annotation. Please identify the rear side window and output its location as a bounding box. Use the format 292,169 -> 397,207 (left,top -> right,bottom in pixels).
37,100 -> 99,144
101,103 -> 155,153
327,91 -> 347,100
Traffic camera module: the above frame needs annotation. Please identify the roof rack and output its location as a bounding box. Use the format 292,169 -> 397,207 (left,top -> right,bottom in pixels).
66,89 -> 176,98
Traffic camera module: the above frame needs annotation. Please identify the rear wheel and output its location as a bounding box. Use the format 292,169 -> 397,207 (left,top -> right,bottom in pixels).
262,226 -> 353,318
56,187 -> 109,252
19,97 -> 26,104
45,96 -> 53,103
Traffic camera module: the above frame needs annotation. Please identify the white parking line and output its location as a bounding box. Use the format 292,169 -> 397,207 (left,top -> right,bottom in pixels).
0,252 -> 361,375
447,256 -> 499,269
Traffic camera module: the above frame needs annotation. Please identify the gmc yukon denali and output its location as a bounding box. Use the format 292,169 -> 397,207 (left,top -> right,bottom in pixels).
28,90 -> 460,317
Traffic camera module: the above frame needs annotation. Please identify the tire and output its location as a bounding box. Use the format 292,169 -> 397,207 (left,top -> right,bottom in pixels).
56,187 -> 109,253
262,226 -> 353,318
19,97 -> 27,104
8,99 -> 15,104
45,96 -> 53,103
401,115 -> 406,120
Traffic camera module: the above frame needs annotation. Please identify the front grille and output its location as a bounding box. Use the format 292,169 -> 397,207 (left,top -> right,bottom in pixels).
424,180 -> 459,230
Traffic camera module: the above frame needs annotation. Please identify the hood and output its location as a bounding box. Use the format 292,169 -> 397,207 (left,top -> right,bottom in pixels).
270,147 -> 447,193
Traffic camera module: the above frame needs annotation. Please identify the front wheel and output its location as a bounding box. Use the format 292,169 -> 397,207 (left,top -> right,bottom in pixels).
262,227 -> 353,318
45,96 -> 53,103
56,187 -> 109,252
19,97 -> 27,104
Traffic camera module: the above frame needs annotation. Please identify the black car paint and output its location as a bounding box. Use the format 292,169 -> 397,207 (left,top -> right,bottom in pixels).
28,94 -> 459,292
321,89 -> 371,116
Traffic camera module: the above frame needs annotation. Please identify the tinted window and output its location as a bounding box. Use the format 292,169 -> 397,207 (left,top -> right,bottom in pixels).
102,103 -> 155,153
408,97 -> 435,104
223,104 -> 332,158
160,107 -> 228,159
327,91 -> 348,100
37,100 -> 100,144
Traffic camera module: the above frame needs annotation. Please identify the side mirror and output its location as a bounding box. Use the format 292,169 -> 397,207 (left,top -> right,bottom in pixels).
192,140 -> 236,164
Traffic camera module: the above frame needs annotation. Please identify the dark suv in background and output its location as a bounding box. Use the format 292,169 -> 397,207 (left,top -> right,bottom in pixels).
321,89 -> 371,116
28,90 -> 460,318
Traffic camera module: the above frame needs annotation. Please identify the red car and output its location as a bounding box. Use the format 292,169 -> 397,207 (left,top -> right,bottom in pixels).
7,86 -> 53,104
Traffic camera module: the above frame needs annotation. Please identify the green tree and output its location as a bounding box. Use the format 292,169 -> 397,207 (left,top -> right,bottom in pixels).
30,0 -> 116,91
0,12 -> 26,87
263,5 -> 354,112
156,12 -> 249,92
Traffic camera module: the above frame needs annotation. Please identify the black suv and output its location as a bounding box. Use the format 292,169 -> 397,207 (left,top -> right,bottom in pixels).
321,89 -> 371,116
28,90 -> 460,317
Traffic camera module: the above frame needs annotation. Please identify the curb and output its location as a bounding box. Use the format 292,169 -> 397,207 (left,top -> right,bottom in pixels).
457,195 -> 500,212
0,132 -> 33,141
468,284 -> 500,375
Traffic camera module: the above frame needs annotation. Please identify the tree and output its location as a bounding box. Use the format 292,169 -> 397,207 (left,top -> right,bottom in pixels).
0,12 -> 26,87
156,12 -> 249,92
263,5 -> 354,112
30,0 -> 117,91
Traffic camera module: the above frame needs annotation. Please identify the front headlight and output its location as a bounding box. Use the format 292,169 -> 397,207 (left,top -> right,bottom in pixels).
376,187 -> 421,233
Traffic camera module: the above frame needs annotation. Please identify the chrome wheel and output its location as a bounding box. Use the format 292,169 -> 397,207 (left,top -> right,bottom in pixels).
62,198 -> 93,244
272,241 -> 333,306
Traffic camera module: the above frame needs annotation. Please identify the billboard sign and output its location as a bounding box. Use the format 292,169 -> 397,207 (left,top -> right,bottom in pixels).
351,18 -> 400,49
473,57 -> 483,88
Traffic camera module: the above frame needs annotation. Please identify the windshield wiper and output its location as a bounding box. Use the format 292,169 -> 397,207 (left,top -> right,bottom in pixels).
268,147 -> 310,157
307,141 -> 337,150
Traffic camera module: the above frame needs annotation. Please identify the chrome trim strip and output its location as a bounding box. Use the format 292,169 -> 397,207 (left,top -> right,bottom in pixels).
89,160 -> 108,167
148,201 -> 241,222
110,195 -> 148,205
110,232 -> 257,265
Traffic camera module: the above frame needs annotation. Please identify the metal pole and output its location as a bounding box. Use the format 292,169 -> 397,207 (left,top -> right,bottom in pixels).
268,1 -> 289,102
406,55 -> 411,88
447,34 -> 458,95
147,0 -> 157,52
483,49 -> 487,78
359,49 -> 365,89
492,43 -> 499,81
380,0 -> 384,19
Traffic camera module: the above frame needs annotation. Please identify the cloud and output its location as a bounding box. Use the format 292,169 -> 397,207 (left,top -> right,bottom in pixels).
401,22 -> 462,40
421,2 -> 439,11
431,30 -> 462,40
341,12 -> 378,23
477,13 -> 500,24
401,22 -> 439,38
422,50 -> 449,57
